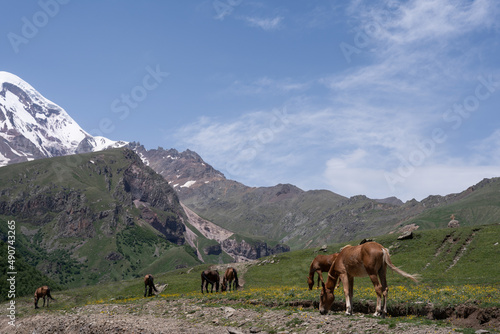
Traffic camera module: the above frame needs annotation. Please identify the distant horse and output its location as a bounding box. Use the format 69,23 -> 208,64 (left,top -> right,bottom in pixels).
144,274 -> 158,297
307,253 -> 339,290
201,269 -> 220,293
221,267 -> 239,292
319,242 -> 419,318
34,286 -> 55,309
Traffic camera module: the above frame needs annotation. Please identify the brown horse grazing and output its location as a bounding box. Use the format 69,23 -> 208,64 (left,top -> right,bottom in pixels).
319,242 -> 419,318
144,274 -> 158,297
34,286 -> 55,309
201,269 -> 220,293
307,253 -> 339,290
221,267 -> 239,292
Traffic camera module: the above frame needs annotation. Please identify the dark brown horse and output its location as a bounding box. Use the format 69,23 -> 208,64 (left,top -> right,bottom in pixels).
34,286 -> 55,309
319,242 -> 419,317
201,269 -> 220,293
221,267 -> 239,292
144,274 -> 158,297
307,253 -> 339,290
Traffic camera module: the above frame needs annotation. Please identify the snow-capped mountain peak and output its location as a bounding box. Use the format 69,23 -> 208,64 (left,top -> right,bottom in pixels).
0,71 -> 127,166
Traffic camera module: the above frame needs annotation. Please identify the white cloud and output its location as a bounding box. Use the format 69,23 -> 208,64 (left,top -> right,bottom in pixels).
469,129 -> 500,165
243,16 -> 283,30
224,76 -> 310,96
385,0 -> 497,44
324,156 -> 499,201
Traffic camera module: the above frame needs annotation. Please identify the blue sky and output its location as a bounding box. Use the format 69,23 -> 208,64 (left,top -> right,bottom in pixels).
2,1 -> 500,201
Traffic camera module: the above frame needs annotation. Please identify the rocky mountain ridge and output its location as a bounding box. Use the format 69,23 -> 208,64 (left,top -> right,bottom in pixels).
132,143 -> 500,250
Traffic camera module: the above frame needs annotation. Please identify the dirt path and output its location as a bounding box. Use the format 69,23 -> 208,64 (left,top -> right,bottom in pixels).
1,298 -> 480,334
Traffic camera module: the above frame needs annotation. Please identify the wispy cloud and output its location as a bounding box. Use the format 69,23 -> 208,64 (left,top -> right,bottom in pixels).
243,16 -> 283,30
224,76 -> 310,96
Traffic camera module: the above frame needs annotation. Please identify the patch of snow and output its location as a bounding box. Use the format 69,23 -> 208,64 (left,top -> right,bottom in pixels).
181,180 -> 196,188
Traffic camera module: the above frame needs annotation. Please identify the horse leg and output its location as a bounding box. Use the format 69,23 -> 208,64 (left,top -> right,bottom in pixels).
379,267 -> 388,318
342,275 -> 353,316
316,269 -> 323,289
43,296 -> 46,307
368,273 -> 383,317
348,276 -> 354,315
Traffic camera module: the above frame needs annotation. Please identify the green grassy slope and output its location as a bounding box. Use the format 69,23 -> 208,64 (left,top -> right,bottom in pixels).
0,149 -> 207,299
10,223 -> 496,310
407,178 -> 500,230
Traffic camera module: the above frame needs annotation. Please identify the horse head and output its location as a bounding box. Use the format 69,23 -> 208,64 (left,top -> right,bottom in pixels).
307,275 -> 314,290
319,281 -> 335,315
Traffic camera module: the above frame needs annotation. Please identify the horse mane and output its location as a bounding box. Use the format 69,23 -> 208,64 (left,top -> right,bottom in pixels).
339,244 -> 352,252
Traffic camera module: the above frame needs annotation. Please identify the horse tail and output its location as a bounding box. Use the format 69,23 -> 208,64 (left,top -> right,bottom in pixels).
151,277 -> 158,292
234,269 -> 239,288
47,290 -> 55,300
382,248 -> 419,283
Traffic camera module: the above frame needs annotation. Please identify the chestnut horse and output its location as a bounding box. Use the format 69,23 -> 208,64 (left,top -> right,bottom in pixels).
307,253 -> 338,290
221,267 -> 239,292
144,274 -> 158,297
201,269 -> 220,293
319,242 -> 419,318
34,286 -> 55,309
